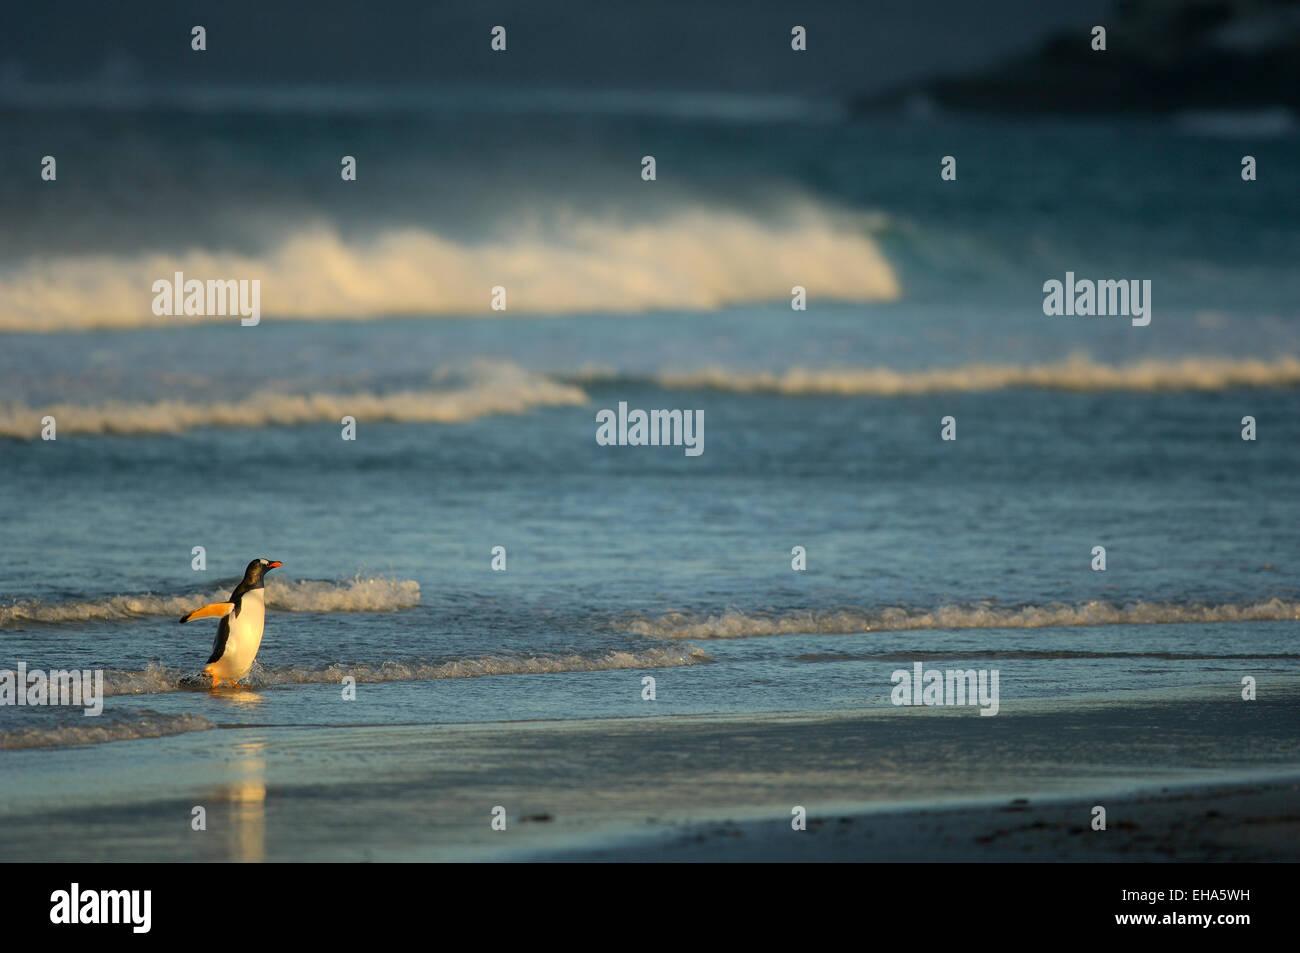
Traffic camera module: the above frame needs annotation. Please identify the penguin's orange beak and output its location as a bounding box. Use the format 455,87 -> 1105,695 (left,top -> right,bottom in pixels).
268,561 -> 283,569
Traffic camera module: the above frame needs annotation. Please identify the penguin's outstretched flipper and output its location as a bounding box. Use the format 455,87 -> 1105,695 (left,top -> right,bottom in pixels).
178,602 -> 235,624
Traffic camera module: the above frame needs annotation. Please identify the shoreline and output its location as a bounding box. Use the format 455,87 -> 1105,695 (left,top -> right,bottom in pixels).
521,773 -> 1300,862
4,684 -> 1299,862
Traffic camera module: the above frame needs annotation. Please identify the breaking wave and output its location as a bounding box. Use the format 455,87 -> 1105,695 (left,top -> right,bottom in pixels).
571,356 -> 1300,396
99,646 -> 711,696
0,576 -> 420,627
0,368 -> 585,439
0,709 -> 214,750
625,599 -> 1300,639
0,208 -> 899,331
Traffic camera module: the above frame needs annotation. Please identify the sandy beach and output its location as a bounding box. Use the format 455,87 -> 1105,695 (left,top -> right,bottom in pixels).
3,680 -> 1297,862
525,776 -> 1300,862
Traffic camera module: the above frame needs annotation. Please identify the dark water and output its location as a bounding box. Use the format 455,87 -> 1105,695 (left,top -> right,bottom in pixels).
1,103 -> 1298,756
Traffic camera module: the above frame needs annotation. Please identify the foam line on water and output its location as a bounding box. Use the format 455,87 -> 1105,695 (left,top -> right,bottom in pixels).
0,367 -> 586,438
0,576 -> 420,627
571,356 -> 1300,395
625,599 -> 1300,639
0,710 -> 214,750
94,646 -> 711,697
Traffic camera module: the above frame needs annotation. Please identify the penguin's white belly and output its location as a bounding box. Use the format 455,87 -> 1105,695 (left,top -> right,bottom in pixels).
207,589 -> 265,683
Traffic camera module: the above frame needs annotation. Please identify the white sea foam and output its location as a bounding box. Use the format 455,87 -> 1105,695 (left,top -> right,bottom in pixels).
0,710 -> 213,750
577,356 -> 1300,396
247,645 -> 711,688
6,357 -> 1288,442
0,365 -> 586,439
0,576 -> 420,627
626,599 -> 1300,639
0,207 -> 899,331
97,646 -> 711,697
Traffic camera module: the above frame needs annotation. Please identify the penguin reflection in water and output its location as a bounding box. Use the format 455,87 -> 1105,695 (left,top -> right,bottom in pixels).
179,558 -> 282,688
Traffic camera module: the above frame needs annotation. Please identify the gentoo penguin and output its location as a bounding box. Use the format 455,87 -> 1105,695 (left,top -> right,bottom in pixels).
178,558 -> 282,687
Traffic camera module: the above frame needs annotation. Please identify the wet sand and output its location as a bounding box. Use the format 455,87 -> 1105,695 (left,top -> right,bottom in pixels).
3,683 -> 1298,862
524,775 -> 1300,861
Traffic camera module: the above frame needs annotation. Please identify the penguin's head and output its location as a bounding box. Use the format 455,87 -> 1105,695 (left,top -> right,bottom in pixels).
243,557 -> 283,584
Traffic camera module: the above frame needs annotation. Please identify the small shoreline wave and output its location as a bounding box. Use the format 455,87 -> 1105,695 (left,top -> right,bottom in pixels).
0,371 -> 585,439
0,709 -> 213,750
571,356 -> 1300,396
4,356 -> 1294,442
625,598 -> 1300,640
98,645 -> 711,697
0,575 -> 420,627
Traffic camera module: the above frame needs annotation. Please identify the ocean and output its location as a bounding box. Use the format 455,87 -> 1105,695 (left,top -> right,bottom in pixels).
1,95 -> 1298,860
